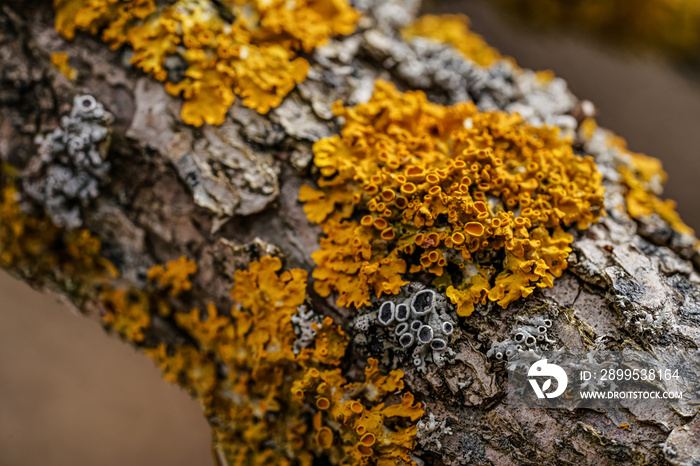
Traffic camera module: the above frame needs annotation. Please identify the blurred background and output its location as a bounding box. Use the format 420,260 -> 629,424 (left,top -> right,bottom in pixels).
1,1 -> 699,465
0,271 -> 211,465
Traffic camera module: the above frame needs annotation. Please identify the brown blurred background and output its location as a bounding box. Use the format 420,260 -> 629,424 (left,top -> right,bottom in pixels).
0,271 -> 212,465
1,1 -> 699,465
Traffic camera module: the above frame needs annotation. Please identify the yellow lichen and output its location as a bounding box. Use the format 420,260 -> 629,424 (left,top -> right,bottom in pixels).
307,316 -> 349,366
100,256 -> 200,343
581,118 -> 695,237
101,288 -> 150,342
174,302 -> 229,351
158,256 -> 421,465
116,255 -> 316,462
50,52 -> 78,80
621,156 -> 693,237
305,218 -> 408,308
0,172 -> 117,290
292,358 -> 423,466
0,168 -> 191,349
301,80 -> 605,315
228,255 -> 306,364
1,165 -> 422,464
53,0 -> 359,126
145,342 -> 218,400
146,255 -> 197,296
0,167 -> 157,345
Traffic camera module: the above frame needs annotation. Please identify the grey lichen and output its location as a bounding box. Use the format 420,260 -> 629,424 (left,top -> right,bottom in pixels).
23,94 -> 113,229
487,314 -> 557,361
291,305 -> 322,355
360,27 -> 577,129
370,283 -> 457,373
416,412 -> 453,451
354,0 -> 421,33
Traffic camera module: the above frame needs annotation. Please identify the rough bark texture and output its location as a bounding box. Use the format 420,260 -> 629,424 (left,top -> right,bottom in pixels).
2,1 -> 700,465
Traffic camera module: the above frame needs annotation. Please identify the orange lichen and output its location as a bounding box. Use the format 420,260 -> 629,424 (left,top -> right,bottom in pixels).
301,80 -> 605,315
228,255 -> 307,365
292,358 -> 423,466
620,156 -> 693,236
581,118 -> 694,237
0,172 -> 116,291
308,316 -> 349,366
0,168 -> 159,345
100,256 -> 199,343
308,219 -> 409,308
53,0 -> 359,126
145,342 -> 218,400
2,159 -> 422,464
139,255 -> 422,464
101,288 -> 150,342
174,302 -> 229,351
146,256 -> 197,296
0,174 -> 191,350
50,52 -> 77,80
146,256 -> 315,463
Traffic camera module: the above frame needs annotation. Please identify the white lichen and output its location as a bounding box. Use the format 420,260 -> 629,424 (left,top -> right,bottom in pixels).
23,95 -> 113,228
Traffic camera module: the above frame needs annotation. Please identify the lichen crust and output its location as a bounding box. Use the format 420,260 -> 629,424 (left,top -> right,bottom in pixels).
54,0 -> 360,126
300,80 -> 605,315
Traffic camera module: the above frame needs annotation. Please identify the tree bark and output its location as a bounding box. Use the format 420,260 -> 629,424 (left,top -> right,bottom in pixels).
2,1 -> 700,465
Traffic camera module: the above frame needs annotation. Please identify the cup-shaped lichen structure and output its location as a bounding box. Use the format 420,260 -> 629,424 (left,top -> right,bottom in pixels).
300,80 -> 605,315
